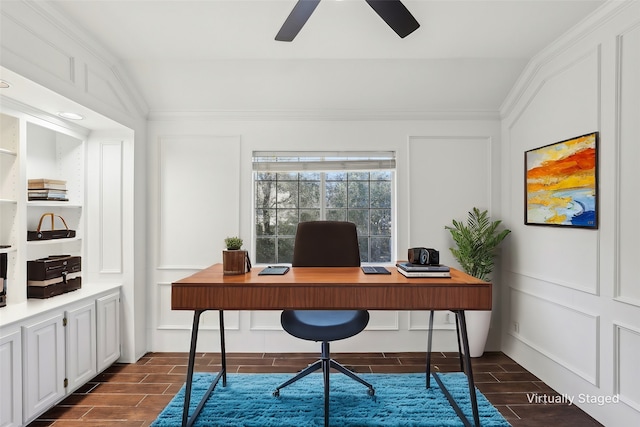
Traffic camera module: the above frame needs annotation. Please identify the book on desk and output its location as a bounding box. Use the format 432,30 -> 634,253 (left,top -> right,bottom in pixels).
396,262 -> 451,278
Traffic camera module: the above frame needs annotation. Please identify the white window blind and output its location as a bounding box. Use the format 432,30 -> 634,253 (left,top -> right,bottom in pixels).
252,151 -> 396,172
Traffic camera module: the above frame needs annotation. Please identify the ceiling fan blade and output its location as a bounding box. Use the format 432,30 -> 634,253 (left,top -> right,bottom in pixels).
365,0 -> 420,38
275,0 -> 321,42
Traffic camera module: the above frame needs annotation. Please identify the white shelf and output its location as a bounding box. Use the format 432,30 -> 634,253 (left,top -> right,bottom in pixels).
0,246 -> 16,254
26,237 -> 82,246
27,201 -> 82,208
0,148 -> 17,157
0,198 -> 18,205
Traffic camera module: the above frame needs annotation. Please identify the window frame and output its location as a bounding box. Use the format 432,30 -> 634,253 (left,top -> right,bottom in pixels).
252,151 -> 396,265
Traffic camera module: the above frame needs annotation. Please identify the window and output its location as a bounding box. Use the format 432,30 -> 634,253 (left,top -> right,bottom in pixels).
253,151 -> 395,264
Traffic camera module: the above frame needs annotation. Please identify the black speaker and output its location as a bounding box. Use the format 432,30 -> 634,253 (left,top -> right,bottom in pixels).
408,247 -> 440,265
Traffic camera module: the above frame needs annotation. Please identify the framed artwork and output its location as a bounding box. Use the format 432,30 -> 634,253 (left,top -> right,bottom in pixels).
525,132 -> 598,228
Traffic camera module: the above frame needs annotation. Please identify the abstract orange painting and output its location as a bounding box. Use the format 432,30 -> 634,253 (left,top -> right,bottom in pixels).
525,132 -> 598,228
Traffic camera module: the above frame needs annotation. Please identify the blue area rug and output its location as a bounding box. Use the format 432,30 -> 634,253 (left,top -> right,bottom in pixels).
152,372 -> 511,427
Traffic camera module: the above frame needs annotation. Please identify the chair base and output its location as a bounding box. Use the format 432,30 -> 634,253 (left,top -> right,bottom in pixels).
273,342 -> 375,427
272,358 -> 375,397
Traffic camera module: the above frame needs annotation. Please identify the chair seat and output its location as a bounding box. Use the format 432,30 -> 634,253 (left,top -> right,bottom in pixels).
281,310 -> 369,342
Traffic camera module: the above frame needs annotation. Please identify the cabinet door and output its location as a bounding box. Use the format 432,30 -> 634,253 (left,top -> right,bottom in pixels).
66,302 -> 97,392
22,313 -> 65,423
96,292 -> 120,371
0,329 -> 22,427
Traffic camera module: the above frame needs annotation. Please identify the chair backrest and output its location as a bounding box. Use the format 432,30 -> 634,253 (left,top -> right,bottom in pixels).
292,221 -> 361,267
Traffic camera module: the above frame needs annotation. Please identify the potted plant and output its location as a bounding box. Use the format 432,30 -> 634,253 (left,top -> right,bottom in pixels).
224,236 -> 243,250
222,236 -> 247,275
445,207 -> 511,356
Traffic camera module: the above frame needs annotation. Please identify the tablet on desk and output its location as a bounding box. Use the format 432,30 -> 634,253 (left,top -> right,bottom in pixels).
258,266 -> 290,276
361,266 -> 391,274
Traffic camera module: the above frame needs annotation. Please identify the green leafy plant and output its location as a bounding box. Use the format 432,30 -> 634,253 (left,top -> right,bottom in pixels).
224,236 -> 243,250
445,207 -> 511,282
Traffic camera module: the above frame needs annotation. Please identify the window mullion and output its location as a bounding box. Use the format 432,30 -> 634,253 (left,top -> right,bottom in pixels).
320,173 -> 326,220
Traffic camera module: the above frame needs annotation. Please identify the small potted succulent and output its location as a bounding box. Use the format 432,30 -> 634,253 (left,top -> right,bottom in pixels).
222,236 -> 247,275
224,236 -> 243,250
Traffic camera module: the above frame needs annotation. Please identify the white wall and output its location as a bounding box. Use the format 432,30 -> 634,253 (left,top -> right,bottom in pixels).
146,117 -> 505,354
5,1 -> 638,424
500,1 -> 640,425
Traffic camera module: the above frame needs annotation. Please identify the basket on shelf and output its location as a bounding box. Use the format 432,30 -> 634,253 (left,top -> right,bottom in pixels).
27,213 -> 76,241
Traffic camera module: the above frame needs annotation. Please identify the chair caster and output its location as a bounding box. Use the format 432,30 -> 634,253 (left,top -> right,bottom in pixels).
368,388 -> 375,396
273,389 -> 280,397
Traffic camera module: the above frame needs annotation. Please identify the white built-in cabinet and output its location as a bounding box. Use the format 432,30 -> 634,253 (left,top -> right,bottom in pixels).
22,312 -> 65,422
0,106 -> 123,426
1,289 -> 120,426
96,292 -> 120,371
0,329 -> 21,427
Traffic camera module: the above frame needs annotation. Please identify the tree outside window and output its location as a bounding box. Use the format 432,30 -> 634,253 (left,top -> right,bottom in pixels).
254,162 -> 393,264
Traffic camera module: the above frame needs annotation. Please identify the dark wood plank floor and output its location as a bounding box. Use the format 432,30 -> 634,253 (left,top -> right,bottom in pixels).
29,351 -> 602,426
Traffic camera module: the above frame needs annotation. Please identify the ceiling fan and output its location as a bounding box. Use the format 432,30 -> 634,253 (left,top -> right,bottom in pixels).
275,0 -> 420,41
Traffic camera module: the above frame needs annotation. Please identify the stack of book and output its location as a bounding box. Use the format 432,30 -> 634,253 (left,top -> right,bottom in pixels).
396,262 -> 451,278
28,179 -> 68,201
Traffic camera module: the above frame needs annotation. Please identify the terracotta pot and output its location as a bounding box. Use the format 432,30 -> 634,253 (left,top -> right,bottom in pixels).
223,250 -> 247,275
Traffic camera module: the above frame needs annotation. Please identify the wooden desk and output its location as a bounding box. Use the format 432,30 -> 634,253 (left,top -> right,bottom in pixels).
172,264 -> 491,311
172,264 -> 491,427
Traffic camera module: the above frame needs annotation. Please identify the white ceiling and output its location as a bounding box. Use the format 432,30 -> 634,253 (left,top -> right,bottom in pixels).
42,0 -> 606,114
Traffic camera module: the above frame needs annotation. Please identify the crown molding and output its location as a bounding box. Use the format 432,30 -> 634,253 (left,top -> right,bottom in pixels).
22,0 -> 149,119
147,109 -> 501,122
500,0 -> 636,119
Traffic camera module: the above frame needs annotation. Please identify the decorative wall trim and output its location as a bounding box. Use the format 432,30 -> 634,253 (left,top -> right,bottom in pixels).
99,141 -> 123,274
614,322 -> 640,411
155,283 -> 240,331
147,109 -> 501,122
508,287 -> 600,385
156,264 -> 211,271
507,269 -> 598,296
156,135 -> 241,269
500,0 -> 635,118
408,311 -> 457,331
24,0 -> 149,117
0,10 -> 75,85
84,64 -> 130,114
249,311 -> 281,331
613,21 -> 640,308
367,311 -> 400,331
506,46 -> 601,132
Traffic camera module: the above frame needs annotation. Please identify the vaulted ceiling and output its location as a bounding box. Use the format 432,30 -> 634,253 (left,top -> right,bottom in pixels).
30,1 -> 607,114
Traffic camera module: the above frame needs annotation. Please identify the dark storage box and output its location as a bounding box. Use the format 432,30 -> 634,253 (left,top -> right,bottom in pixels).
27,255 -> 81,299
27,277 -> 81,299
27,255 -> 81,281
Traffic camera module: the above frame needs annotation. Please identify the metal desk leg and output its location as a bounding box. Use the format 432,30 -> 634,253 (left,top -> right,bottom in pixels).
181,310 -> 227,427
454,312 -> 464,372
457,310 -> 480,427
182,309 -> 203,427
430,310 -> 481,427
426,310 -> 435,388
219,310 -> 227,386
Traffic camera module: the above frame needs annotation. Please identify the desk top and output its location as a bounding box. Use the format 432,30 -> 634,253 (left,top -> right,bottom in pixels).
171,264 -> 491,311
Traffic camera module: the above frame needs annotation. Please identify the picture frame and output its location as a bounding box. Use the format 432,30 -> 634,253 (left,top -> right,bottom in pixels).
524,132 -> 598,229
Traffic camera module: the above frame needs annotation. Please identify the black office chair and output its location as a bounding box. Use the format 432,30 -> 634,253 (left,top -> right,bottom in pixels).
273,221 -> 375,425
